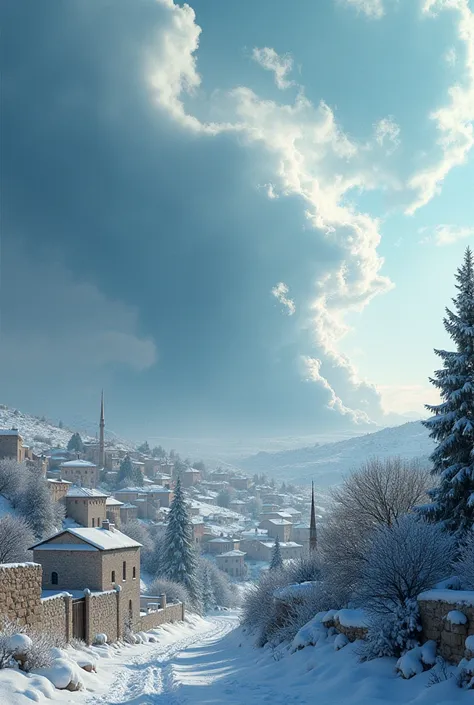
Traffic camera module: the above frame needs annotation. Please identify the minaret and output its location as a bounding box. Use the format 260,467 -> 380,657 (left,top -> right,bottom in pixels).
309,481 -> 317,553
99,390 -> 105,469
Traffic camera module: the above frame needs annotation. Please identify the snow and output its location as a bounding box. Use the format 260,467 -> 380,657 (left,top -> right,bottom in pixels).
274,581 -> 319,600
60,527 -> 141,550
334,633 -> 349,650
35,657 -> 80,689
335,608 -> 368,628
66,487 -> 108,498
60,459 -> 96,467
218,550 -> 246,557
0,561 -> 38,570
465,635 -> 474,651
34,543 -> 99,552
396,647 -> 424,679
446,609 -> 468,624
418,589 -> 474,606
7,634 -> 32,655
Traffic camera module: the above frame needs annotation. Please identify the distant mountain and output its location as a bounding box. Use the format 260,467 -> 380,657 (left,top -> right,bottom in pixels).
0,404 -> 133,455
238,421 -> 435,488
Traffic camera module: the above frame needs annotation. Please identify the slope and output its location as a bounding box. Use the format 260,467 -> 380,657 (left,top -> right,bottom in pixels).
239,422 -> 435,487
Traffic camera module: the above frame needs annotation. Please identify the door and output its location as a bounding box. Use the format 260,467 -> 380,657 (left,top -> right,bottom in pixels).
72,598 -> 85,641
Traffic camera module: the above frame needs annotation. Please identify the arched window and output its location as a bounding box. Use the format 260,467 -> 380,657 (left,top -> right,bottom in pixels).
51,571 -> 58,585
132,566 -> 136,579
111,570 -> 115,584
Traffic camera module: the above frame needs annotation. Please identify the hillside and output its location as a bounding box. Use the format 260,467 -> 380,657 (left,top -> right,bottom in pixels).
238,421 -> 435,488
0,404 -> 133,455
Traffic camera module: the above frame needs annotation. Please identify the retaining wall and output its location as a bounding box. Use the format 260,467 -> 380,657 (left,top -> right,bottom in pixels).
40,593 -> 71,642
418,590 -> 474,663
0,563 -> 42,627
139,602 -> 185,632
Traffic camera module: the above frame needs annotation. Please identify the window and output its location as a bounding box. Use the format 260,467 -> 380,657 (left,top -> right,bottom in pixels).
132,566 -> 136,579
97,517 -> 100,526
51,571 -> 58,585
111,570 -> 115,583
123,561 -> 127,580
92,518 -> 95,527
129,600 -> 133,619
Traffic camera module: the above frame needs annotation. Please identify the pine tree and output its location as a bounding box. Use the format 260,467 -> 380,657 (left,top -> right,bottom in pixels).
137,441 -> 150,454
270,535 -> 283,571
161,478 -> 200,604
67,432 -> 83,453
422,247 -> 474,534
200,563 -> 215,613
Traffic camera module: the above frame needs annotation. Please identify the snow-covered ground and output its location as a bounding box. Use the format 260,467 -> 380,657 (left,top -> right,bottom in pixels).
2,612 -> 470,705
239,421 -> 435,487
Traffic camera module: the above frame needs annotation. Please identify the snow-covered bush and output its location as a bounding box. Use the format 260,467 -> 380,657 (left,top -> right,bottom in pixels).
197,558 -> 238,610
286,553 -> 321,584
0,459 -> 26,500
0,622 -> 26,668
455,531 -> 474,589
147,578 -> 190,606
16,468 -> 64,539
0,515 -> 35,564
92,634 -> 107,646
241,568 -> 290,646
356,516 -> 455,615
356,517 -> 455,660
22,630 -> 65,672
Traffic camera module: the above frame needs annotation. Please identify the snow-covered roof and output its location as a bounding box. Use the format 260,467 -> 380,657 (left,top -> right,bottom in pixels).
230,500 -> 245,505
266,519 -> 292,526
47,478 -> 72,485
0,429 -> 21,436
185,468 -> 200,473
106,497 -> 124,506
216,550 -> 246,557
31,527 -> 142,551
120,503 -> 138,509
208,537 -> 234,543
60,459 -> 97,468
66,487 -> 108,499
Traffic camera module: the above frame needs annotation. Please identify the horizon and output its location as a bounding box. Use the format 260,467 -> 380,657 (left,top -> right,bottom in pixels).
2,0 -> 473,444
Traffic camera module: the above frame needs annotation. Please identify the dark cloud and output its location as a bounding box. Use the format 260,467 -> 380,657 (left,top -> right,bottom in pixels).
1,0 -> 382,438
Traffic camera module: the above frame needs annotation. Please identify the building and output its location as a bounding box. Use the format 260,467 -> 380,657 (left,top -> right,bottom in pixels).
209,471 -> 230,483
120,503 -> 138,524
65,487 -> 108,527
206,537 -> 240,555
229,476 -> 251,491
229,499 -> 246,515
31,521 -> 142,628
47,478 -> 72,503
216,550 -> 247,579
182,468 -> 201,488
259,518 -> 292,542
292,524 -> 310,551
60,459 -> 99,488
191,518 -> 205,545
0,429 -> 24,461
247,540 -> 302,562
106,496 -> 124,527
284,507 -> 303,523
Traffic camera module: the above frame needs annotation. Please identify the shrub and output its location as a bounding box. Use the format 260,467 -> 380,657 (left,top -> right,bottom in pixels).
147,578 -> 190,605
0,460 -> 27,500
455,531 -> 474,589
0,515 -> 35,564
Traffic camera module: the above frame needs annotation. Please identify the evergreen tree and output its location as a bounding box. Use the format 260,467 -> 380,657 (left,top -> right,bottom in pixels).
422,247 -> 474,534
137,441 -> 150,454
270,535 -> 283,571
117,455 -> 143,487
200,563 -> 216,613
161,478 -> 200,604
67,432 -> 83,453
152,445 -> 166,459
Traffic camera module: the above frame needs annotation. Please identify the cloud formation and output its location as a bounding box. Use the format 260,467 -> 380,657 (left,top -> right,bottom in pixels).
419,224 -> 474,245
252,47 -> 295,90
339,0 -> 385,19
272,282 -> 296,315
374,116 -> 401,154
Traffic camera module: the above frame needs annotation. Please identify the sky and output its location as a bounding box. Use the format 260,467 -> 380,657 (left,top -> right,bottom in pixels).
1,0 -> 474,444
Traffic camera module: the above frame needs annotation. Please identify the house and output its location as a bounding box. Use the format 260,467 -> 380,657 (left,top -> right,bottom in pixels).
291,524 -> 310,550
191,518 -> 205,545
0,429 -> 25,461
209,471 -> 230,483
65,487 -> 108,527
261,503 -> 280,513
284,507 -> 302,523
216,550 -> 247,579
47,478 -> 72,503
120,503 -> 138,524
30,521 -> 142,627
229,476 -> 251,491
60,459 -> 99,488
244,540 -> 302,562
182,468 -> 201,488
106,496 -> 124,526
206,537 -> 240,555
259,518 -> 293,542
229,499 -> 246,515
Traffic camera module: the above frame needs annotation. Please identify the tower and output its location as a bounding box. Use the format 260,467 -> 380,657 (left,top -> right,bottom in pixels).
99,390 -> 105,469
309,481 -> 317,553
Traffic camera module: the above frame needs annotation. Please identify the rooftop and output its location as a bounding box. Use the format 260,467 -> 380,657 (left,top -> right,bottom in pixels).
31,527 -> 142,552
60,459 -> 97,468
217,550 -> 246,557
47,478 -> 72,485
106,497 -> 124,506
0,429 -> 21,437
66,487 -> 108,499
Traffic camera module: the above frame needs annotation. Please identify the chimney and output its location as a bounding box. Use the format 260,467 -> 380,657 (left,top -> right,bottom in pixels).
102,519 -> 115,531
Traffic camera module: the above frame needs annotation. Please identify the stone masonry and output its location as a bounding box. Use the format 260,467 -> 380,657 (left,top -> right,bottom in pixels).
41,593 -> 72,642
0,563 -> 42,627
418,591 -> 474,663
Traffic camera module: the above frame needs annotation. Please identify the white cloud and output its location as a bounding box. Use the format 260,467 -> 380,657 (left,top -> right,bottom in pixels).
339,0 -> 385,19
144,0 -> 394,423
407,0 -> 474,214
445,46 -> 457,66
377,383 -> 440,415
272,282 -> 296,315
419,223 -> 474,245
252,47 -> 294,90
302,356 -> 373,423
373,116 -> 401,154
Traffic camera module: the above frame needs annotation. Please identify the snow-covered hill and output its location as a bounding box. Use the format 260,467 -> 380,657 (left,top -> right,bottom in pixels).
239,422 -> 435,488
0,404 -> 133,455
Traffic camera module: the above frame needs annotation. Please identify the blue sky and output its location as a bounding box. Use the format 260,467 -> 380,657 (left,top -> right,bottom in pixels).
1,0 -> 473,442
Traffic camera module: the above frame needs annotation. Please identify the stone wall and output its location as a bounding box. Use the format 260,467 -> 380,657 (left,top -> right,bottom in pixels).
139,602 -> 185,632
86,590 -> 121,644
418,590 -> 474,663
40,593 -> 71,642
0,563 -> 42,627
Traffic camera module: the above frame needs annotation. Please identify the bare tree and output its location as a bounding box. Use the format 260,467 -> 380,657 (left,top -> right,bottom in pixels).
0,515 -> 35,563
0,460 -> 27,500
331,457 -> 431,528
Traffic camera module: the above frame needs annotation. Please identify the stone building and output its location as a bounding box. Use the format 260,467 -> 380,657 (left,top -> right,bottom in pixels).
0,429 -> 25,461
120,502 -> 138,524
60,459 -> 99,488
229,499 -> 246,515
259,518 -> 293,542
31,522 -> 142,628
291,524 -> 310,551
106,496 -> 124,526
65,487 -> 108,527
191,518 -> 205,545
47,478 -> 72,503
206,537 -> 240,555
182,468 -> 201,488
229,476 -> 251,491
216,550 -> 247,579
